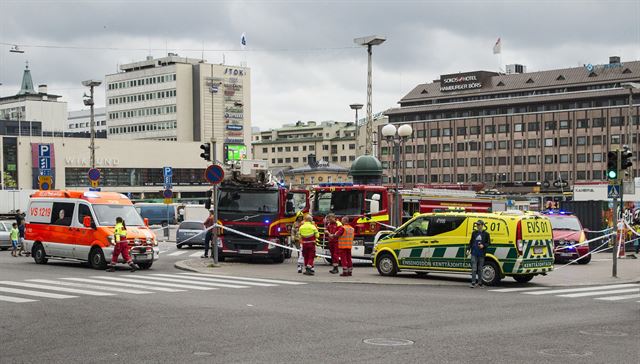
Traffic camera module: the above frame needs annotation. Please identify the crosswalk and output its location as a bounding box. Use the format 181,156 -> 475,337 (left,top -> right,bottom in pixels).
0,272 -> 306,305
490,283 -> 640,303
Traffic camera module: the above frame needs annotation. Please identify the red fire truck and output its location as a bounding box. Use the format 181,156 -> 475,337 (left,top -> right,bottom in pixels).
216,160 -> 309,263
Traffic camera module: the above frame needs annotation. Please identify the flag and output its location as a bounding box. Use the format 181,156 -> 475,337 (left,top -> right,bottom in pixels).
240,33 -> 247,49
493,37 -> 501,54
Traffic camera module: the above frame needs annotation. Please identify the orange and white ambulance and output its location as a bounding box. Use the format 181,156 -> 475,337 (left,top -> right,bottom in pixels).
24,190 -> 159,269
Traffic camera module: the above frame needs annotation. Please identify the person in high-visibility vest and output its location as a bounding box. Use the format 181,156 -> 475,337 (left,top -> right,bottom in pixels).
107,217 -> 140,272
325,213 -> 343,274
299,214 -> 319,276
335,216 -> 355,276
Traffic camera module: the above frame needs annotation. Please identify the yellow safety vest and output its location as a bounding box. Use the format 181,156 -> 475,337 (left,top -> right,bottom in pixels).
299,221 -> 319,242
114,222 -> 127,242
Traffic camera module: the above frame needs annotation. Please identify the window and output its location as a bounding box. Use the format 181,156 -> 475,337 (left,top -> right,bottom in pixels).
77,204 -> 94,225
514,172 -> 523,181
277,147 -> 283,152
309,145 -> 315,151
484,125 -> 495,134
416,130 -> 425,138
277,158 -> 283,164
426,216 -> 466,236
442,128 -> 452,137
417,145 -> 425,153
528,172 -> 538,181
559,120 -> 571,129
457,143 -> 465,151
430,175 -> 438,182
484,141 -> 494,150
545,155 -> 554,164
514,140 -> 523,149
577,154 -> 587,163
484,157 -> 493,166
51,202 -> 75,226
430,144 -> 439,153
340,156 -> 347,162
576,171 -> 587,180
528,122 -> 539,132
528,155 -> 538,164
293,157 -> 299,163
470,158 -> 478,166
611,135 -> 621,145
349,144 -> 356,150
430,129 -> 439,137
592,118 -> 605,127
592,135 -> 602,145
332,156 -> 338,162
559,137 -> 569,146
469,126 -> 480,135
402,217 -> 431,237
544,121 -> 556,130
457,158 -> 465,167
528,139 -> 538,148
577,119 -> 589,128
457,127 -> 467,135
322,145 -> 329,151
592,153 -> 602,162
593,170 -> 602,180
514,123 -> 523,132
285,158 -> 291,163
443,144 -> 451,152
514,156 -> 523,165
293,146 -> 299,152
498,157 -> 508,165
560,154 -> 569,163
443,159 -> 451,167
498,124 -> 509,133
544,138 -> 554,147
576,136 -> 587,146
417,160 -> 425,168
430,159 -> 439,168
611,116 -> 624,126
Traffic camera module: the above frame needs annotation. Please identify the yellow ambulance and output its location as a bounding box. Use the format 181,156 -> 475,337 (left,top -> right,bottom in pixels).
372,211 -> 554,285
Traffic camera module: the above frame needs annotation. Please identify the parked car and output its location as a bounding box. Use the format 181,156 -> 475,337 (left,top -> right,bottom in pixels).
0,220 -> 14,250
176,221 -> 206,249
541,210 -> 591,264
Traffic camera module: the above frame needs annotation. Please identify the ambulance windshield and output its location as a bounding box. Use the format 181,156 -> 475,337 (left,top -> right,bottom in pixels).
93,204 -> 145,227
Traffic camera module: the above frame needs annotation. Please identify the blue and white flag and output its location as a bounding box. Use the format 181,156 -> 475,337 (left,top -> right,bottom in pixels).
240,33 -> 247,49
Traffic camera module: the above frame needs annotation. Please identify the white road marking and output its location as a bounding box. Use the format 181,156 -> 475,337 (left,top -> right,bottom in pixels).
489,287 -> 551,293
595,294 -> 640,301
167,251 -> 188,256
0,281 -> 114,296
178,273 -> 307,285
558,288 -> 640,298
28,279 -> 153,295
139,275 -> 247,289
189,252 -> 203,258
524,284 -> 638,295
0,286 -> 76,299
151,273 -> 274,287
63,278 -> 185,293
93,276 -> 216,291
0,295 -> 38,303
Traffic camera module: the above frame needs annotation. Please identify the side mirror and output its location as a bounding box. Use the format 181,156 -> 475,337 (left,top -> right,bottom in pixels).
83,216 -> 92,228
369,200 -> 380,214
144,218 -> 150,227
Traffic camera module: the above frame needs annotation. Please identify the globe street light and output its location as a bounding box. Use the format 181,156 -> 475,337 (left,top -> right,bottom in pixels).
354,35 -> 386,155
382,123 -> 413,227
350,103 -> 363,155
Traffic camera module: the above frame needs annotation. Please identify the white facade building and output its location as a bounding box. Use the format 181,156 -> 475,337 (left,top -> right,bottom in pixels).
105,54 -> 251,161
67,107 -> 107,133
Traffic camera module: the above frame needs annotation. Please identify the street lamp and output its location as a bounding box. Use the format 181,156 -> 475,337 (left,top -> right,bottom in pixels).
382,123 -> 413,227
82,79 -> 102,169
349,103 -> 363,155
354,35 -> 386,155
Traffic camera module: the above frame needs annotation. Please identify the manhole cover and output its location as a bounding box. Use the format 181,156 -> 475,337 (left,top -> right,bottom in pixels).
193,352 -> 212,356
579,330 -> 628,337
538,348 -> 593,358
363,338 -> 414,346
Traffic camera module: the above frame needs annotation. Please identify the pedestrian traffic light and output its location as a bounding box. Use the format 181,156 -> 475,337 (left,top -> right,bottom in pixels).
200,143 -> 211,162
607,150 -> 619,180
621,145 -> 633,171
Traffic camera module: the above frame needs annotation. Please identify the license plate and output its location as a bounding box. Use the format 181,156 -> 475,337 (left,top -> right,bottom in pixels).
239,249 -> 252,255
560,252 -> 574,257
534,246 -> 544,254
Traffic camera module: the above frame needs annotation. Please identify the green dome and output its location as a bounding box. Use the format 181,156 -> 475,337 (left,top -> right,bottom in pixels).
349,155 -> 383,177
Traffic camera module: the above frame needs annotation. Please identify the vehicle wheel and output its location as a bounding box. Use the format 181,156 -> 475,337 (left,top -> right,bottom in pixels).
137,262 -> 153,270
89,247 -> 107,270
577,254 -> 591,265
176,244 -> 183,249
481,260 -> 502,286
33,243 -> 48,264
376,253 -> 398,277
415,271 -> 429,277
513,274 -> 534,283
272,252 -> 285,264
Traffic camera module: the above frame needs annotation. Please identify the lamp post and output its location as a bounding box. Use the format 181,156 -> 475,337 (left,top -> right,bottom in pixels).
82,80 -> 102,169
349,103 -> 363,156
354,35 -> 386,155
382,123 -> 413,227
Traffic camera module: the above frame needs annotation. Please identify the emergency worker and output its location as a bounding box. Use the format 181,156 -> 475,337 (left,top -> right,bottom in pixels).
291,212 -> 304,273
299,214 -> 319,276
325,213 -> 342,274
336,216 -> 355,276
107,217 -> 140,272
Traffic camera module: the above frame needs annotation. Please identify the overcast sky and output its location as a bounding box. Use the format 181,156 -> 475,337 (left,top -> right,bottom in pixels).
1,0 -> 639,130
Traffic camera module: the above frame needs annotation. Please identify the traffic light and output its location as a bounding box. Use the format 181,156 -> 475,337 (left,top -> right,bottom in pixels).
607,150 -> 619,180
200,143 -> 211,161
621,145 -> 633,171
204,189 -> 213,210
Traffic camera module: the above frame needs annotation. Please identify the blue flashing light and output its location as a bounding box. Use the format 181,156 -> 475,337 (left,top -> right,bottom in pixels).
264,219 -> 270,224
318,182 -> 354,187
541,209 -> 574,215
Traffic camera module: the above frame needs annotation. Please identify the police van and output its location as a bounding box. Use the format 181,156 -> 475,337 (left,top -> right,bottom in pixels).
372,211 -> 554,285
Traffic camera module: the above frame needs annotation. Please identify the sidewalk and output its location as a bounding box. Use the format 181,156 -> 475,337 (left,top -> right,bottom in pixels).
174,252 -> 640,287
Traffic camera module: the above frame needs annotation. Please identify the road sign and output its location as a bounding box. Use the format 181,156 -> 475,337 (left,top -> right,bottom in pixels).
608,185 -> 621,199
164,198 -> 173,204
163,189 -> 173,198
38,144 -> 51,157
205,164 -> 225,185
38,176 -> 52,191
89,187 -> 101,192
163,167 -> 173,177
39,157 -> 51,170
87,168 -> 101,181
164,175 -> 172,188
39,169 -> 52,176
91,180 -> 99,188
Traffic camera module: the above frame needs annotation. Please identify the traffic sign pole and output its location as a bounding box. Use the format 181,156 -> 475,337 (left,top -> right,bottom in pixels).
204,164 -> 224,265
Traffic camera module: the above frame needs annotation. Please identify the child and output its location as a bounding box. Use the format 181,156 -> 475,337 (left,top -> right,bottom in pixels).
10,223 -> 19,257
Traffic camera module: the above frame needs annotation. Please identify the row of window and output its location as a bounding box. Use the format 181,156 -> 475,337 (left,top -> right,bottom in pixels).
108,120 -> 177,135
107,74 -> 177,90
65,167 -> 206,187
416,116 -> 639,138
270,155 -> 356,165
261,143 -> 357,154
108,105 -> 177,120
68,120 -> 107,129
384,169 -> 610,184
108,89 -> 177,105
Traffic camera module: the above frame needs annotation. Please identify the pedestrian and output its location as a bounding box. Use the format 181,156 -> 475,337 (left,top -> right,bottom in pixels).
15,209 -> 24,226
291,212 -> 305,273
466,220 -> 491,288
202,209 -> 215,258
9,222 -> 19,257
325,213 -> 342,274
17,219 -> 27,256
336,216 -> 354,277
299,214 -> 319,276
106,217 -> 140,272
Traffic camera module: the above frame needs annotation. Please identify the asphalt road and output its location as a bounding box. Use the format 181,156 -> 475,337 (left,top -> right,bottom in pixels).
0,249 -> 638,364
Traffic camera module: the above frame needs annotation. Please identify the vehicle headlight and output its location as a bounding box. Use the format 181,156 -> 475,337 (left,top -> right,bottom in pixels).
134,238 -> 141,246
107,235 -> 115,245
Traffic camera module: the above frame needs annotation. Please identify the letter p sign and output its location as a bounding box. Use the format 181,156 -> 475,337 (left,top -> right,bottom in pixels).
38,144 -> 50,157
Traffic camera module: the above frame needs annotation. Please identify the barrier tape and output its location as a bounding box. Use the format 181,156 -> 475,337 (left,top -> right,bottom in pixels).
623,220 -> 640,237
554,231 -> 615,250
552,233 -> 615,270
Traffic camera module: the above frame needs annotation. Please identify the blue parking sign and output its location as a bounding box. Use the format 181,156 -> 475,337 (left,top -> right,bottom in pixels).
38,144 -> 51,157
163,166 -> 173,177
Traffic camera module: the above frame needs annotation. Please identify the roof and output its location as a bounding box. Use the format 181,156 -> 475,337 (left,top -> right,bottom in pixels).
17,66 -> 37,96
31,190 -> 132,204
400,60 -> 640,103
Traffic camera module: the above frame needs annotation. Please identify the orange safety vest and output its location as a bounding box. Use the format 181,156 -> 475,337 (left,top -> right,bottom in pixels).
338,225 -> 354,250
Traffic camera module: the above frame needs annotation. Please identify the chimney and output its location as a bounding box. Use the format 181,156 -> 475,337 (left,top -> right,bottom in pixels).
609,56 -> 620,64
307,154 -> 317,168
146,55 -> 153,61
38,84 -> 48,100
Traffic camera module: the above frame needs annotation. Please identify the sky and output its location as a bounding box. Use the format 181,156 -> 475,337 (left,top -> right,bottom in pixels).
0,0 -> 639,131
